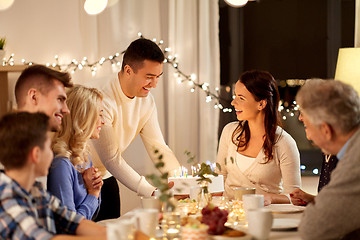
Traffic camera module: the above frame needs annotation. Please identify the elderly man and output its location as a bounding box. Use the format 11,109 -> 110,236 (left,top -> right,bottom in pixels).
296,79 -> 360,239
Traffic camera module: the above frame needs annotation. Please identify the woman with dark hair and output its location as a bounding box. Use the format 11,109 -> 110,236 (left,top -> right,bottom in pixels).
216,70 -> 301,204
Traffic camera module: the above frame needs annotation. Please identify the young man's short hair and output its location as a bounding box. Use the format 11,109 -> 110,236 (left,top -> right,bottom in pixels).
121,38 -> 165,72
15,65 -> 73,108
0,112 -> 49,169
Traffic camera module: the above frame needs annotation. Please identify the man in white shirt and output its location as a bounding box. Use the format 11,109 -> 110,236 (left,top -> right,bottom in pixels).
88,38 -> 180,221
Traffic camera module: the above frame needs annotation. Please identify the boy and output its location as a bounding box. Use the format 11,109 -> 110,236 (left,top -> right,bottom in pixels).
0,112 -> 106,239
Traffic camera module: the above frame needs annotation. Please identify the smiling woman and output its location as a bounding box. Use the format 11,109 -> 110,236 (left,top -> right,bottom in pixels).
216,70 -> 301,204
47,85 -> 105,220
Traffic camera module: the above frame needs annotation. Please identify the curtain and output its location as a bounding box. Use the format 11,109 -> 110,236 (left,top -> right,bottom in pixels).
0,0 -> 220,214
94,0 -> 220,213
165,0 -> 220,168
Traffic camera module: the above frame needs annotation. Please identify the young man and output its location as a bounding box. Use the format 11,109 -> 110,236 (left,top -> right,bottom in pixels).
9,65 -> 75,187
295,79 -> 360,239
0,112 -> 106,239
15,64 -> 73,132
87,38 -> 180,220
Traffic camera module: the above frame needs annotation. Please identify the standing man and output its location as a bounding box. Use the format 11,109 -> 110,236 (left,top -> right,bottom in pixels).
296,79 -> 360,239
14,64 -> 73,131
87,38 -> 180,220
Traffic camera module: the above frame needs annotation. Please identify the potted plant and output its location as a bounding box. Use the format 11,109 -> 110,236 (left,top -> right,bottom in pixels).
0,37 -> 6,60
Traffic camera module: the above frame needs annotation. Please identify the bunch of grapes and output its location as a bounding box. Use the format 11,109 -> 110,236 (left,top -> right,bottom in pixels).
201,204 -> 228,235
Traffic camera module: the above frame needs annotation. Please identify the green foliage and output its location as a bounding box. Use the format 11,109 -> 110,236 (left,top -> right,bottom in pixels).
184,151 -> 219,194
0,38 -> 5,50
185,150 -> 195,164
216,162 -> 221,172
146,149 -> 175,211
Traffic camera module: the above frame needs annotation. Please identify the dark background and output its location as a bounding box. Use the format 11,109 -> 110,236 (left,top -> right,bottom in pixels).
218,0 -> 355,175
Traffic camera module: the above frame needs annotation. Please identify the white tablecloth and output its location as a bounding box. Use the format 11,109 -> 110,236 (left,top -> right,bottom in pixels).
97,205 -> 303,240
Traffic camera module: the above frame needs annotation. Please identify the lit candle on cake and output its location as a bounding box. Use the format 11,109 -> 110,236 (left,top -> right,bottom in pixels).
168,163 -> 224,195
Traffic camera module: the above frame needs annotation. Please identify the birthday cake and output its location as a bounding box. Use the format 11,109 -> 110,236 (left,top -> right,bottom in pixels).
168,175 -> 224,195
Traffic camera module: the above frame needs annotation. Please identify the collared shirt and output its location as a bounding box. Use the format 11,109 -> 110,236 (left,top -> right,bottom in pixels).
337,138 -> 351,160
0,171 -> 84,240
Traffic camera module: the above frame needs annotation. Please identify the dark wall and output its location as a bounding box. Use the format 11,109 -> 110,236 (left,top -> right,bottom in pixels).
243,0 -> 328,80
220,0 -> 355,84
218,0 -> 355,176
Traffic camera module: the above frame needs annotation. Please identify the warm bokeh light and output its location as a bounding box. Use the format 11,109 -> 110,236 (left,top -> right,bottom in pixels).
335,48 -> 360,94
0,0 -> 15,11
84,0 -> 108,15
224,0 -> 248,8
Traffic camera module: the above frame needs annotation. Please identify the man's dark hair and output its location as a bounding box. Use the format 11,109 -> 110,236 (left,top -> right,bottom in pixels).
15,65 -> 73,108
0,112 -> 49,169
121,38 -> 165,72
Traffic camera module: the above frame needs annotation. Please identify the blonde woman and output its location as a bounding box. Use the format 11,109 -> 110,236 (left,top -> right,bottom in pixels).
47,85 -> 104,220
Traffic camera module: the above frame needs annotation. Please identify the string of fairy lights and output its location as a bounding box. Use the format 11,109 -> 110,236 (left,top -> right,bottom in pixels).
1,33 -> 302,117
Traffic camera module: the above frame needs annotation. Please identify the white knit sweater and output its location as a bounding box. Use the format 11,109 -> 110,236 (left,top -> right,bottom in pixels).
86,75 -> 180,197
217,122 -> 301,199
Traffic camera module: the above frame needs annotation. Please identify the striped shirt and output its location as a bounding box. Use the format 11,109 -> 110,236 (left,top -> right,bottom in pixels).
0,171 -> 84,240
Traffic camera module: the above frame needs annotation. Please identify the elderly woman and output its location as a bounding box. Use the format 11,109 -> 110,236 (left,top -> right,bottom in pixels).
216,70 -> 301,204
47,85 -> 104,220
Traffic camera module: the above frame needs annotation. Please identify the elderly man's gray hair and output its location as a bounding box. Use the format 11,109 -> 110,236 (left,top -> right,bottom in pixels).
296,79 -> 360,134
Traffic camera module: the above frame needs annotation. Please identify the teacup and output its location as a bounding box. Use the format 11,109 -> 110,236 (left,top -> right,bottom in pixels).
247,209 -> 273,240
134,208 -> 159,238
106,218 -> 135,240
242,194 -> 264,212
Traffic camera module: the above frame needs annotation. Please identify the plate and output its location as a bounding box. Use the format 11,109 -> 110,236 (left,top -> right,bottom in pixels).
209,227 -> 251,240
264,204 -> 305,214
210,234 -> 252,240
271,218 -> 300,230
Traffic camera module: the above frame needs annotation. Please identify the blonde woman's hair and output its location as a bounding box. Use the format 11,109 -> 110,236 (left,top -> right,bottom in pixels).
52,85 -> 103,172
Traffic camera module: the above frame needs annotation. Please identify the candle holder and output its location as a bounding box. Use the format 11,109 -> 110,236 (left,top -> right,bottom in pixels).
162,211 -> 181,240
197,181 -> 212,210
227,200 -> 247,227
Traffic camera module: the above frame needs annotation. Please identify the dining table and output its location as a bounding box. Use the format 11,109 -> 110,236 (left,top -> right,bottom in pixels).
98,203 -> 305,240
